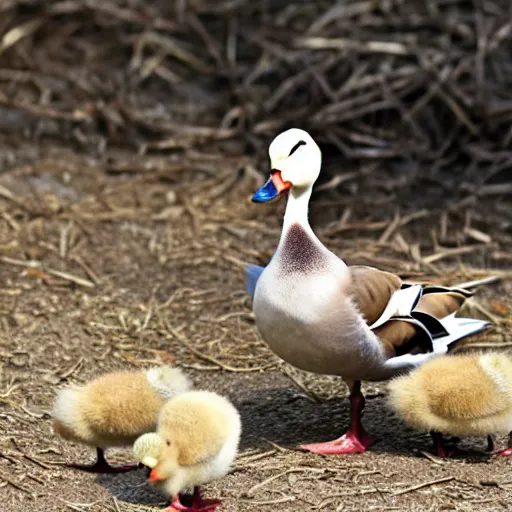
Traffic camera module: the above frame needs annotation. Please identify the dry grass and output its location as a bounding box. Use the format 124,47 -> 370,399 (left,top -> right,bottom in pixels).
0,140 -> 511,511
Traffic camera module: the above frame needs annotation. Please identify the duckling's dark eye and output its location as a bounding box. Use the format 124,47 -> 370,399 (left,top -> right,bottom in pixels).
166,440 -> 171,446
288,140 -> 306,156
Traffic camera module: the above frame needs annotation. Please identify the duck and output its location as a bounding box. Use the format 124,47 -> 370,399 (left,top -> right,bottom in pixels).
133,390 -> 241,512
387,352 -> 512,457
245,128 -> 489,454
52,365 -> 192,472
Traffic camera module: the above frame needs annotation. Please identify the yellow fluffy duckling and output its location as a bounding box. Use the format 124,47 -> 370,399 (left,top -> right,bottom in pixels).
387,352 -> 512,457
52,365 -> 192,472
133,390 -> 241,512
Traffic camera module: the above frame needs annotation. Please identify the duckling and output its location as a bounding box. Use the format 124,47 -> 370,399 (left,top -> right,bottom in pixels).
133,390 -> 241,512
387,352 -> 512,457
52,365 -> 192,473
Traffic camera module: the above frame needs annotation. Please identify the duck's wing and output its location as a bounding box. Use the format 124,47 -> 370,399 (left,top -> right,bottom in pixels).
245,263 -> 265,297
349,267 -> 489,360
348,266 -> 432,357
412,286 -> 488,348
380,289 -> 489,365
348,266 -> 404,326
414,285 -> 472,318
373,317 -> 434,359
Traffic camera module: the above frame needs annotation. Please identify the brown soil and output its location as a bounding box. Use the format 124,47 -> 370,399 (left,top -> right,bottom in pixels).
1,137 -> 511,512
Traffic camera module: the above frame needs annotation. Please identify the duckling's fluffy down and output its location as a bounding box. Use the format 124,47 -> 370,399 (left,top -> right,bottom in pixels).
387,352 -> 512,437
158,390 -> 241,468
148,390 -> 242,498
52,367 -> 191,448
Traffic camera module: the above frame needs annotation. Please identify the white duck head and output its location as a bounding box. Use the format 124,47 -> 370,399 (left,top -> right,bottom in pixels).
252,128 -> 322,203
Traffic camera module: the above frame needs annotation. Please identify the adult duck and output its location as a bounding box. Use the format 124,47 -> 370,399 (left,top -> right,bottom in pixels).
245,128 -> 489,455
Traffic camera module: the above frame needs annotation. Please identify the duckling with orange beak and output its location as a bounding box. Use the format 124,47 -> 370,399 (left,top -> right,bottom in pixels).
52,365 -> 191,472
133,390 -> 241,512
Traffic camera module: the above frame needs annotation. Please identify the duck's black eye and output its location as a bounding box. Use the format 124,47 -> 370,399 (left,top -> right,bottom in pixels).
288,140 -> 306,156
166,440 -> 171,446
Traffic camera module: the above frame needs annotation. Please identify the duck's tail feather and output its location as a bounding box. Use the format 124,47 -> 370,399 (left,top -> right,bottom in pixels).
379,314 -> 489,378
439,313 -> 490,351
245,264 -> 265,297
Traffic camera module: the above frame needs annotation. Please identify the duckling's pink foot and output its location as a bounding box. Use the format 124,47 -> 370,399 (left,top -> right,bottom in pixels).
431,432 -> 455,458
68,448 -> 140,473
168,488 -> 222,512
300,430 -> 374,454
497,448 -> 512,456
300,380 -> 374,454
192,487 -> 222,511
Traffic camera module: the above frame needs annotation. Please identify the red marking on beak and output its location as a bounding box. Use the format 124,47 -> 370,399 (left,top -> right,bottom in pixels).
148,469 -> 164,482
270,170 -> 292,194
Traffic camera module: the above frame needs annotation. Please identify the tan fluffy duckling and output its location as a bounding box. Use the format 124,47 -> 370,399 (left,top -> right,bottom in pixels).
52,365 -> 192,473
387,352 -> 512,457
133,390 -> 241,512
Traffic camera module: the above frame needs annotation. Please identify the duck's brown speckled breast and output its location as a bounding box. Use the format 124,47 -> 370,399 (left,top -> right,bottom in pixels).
277,223 -> 328,276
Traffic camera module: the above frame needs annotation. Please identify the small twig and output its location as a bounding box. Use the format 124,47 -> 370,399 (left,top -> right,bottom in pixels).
454,276 -> 501,289
69,256 -> 101,284
239,496 -> 296,505
20,452 -> 57,470
419,451 -> 446,465
112,497 -> 121,512
236,449 -> 277,464
422,244 -> 493,264
294,37 -> 410,55
0,256 -> 95,288
392,476 -> 454,496
59,357 -> 84,379
378,212 -> 400,244
59,222 -> 73,259
45,268 -> 95,288
281,366 -> 321,403
465,298 -> 501,324
245,467 -> 326,498
261,439 -> 293,453
0,469 -> 34,497
204,311 -> 254,324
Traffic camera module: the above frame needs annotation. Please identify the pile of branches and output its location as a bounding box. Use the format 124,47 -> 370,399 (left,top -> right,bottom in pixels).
0,0 -> 511,179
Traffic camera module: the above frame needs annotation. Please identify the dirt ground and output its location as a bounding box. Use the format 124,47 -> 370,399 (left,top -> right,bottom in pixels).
1,136 -> 512,512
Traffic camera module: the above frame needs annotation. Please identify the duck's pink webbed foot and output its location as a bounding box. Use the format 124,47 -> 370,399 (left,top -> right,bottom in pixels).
300,381 -> 375,455
301,430 -> 374,454
68,448 -> 140,473
167,487 -> 222,512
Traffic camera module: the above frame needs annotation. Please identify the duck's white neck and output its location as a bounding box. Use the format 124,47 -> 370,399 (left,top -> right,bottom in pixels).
281,185 -> 315,235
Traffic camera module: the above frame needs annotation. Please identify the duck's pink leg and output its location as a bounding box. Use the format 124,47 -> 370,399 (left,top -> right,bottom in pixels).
191,487 -> 222,511
167,488 -> 222,512
430,432 -> 453,458
67,448 -> 140,473
497,432 -> 512,456
300,380 -> 374,454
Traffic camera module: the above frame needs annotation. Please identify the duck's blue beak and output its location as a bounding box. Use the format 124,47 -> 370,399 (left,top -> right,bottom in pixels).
252,170 -> 291,203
